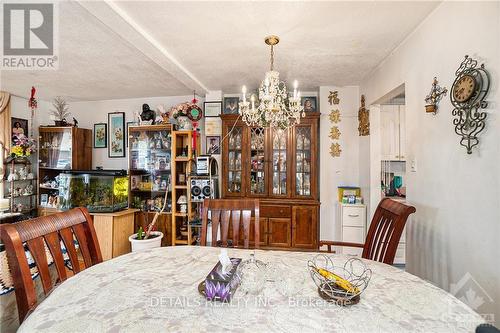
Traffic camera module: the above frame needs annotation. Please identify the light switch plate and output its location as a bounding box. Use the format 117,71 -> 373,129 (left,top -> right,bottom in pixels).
410,158 -> 417,172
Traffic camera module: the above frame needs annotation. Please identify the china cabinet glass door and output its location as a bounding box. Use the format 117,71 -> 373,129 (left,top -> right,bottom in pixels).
271,129 -> 287,196
295,126 -> 312,197
39,128 -> 73,169
227,127 -> 243,194
248,127 -> 266,196
128,126 -> 171,211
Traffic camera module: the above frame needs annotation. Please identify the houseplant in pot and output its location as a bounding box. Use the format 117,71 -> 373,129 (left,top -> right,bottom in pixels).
129,224 -> 163,252
50,96 -> 71,126
128,185 -> 168,251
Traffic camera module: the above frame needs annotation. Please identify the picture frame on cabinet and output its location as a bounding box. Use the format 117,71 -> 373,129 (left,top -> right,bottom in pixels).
223,97 -> 239,114
204,101 -> 222,117
108,112 -> 126,158
206,136 -> 221,155
301,96 -> 318,113
126,121 -> 136,147
40,194 -> 48,207
93,123 -> 107,148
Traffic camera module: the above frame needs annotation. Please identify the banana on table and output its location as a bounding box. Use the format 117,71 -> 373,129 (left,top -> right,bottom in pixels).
314,267 -> 360,294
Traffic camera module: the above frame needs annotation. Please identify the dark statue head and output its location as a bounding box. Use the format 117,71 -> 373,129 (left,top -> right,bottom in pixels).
140,103 -> 155,123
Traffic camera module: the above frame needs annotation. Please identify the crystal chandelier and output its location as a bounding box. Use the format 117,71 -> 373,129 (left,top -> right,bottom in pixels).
239,35 -> 304,129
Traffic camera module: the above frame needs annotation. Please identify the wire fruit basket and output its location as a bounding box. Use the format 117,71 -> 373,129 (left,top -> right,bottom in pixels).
307,254 -> 372,306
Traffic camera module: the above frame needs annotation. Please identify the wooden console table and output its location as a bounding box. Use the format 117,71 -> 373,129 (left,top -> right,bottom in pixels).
91,208 -> 139,261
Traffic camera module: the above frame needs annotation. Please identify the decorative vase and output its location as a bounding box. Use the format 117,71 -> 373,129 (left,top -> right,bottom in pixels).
128,231 -> 163,252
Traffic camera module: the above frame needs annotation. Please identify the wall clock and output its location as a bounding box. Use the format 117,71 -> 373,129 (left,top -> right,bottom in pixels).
450,55 -> 490,154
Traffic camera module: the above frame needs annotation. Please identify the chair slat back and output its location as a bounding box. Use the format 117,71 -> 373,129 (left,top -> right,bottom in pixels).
0,207 -> 102,322
362,198 -> 416,264
201,199 -> 259,249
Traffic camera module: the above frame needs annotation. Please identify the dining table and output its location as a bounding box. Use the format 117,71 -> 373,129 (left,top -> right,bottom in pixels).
18,246 -> 484,332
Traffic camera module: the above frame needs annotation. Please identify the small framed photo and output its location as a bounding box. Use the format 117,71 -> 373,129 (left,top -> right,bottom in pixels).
223,97 -> 239,115
40,194 -> 48,207
204,101 -> 222,117
126,121 -> 136,147
93,123 -> 107,148
130,175 -> 141,191
108,112 -> 126,158
11,117 -> 28,141
206,135 -> 221,155
301,96 -> 318,113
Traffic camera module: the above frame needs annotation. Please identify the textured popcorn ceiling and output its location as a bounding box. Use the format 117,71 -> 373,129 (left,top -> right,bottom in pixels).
1,1 -> 439,101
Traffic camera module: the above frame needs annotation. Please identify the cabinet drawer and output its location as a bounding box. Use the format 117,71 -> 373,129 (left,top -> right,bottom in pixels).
342,206 -> 365,227
342,226 -> 365,243
261,205 -> 291,218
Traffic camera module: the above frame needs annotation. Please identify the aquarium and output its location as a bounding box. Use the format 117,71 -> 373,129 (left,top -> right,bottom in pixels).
58,170 -> 129,213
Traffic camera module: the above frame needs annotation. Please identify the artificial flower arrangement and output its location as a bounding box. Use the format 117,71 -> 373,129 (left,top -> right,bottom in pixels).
10,135 -> 36,158
169,102 -> 201,120
169,102 -> 203,131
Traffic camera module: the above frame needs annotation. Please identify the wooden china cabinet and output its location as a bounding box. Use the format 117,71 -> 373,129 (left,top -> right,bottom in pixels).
221,113 -> 320,250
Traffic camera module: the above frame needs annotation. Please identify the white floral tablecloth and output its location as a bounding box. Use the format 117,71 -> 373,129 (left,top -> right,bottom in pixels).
18,246 -> 483,333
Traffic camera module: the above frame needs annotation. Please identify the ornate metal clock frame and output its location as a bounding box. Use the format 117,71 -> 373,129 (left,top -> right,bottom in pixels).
450,55 -> 490,154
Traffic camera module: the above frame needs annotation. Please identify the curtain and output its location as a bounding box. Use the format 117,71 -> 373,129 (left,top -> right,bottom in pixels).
0,91 -> 11,159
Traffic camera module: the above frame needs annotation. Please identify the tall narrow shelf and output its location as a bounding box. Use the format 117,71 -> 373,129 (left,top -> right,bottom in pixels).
171,131 -> 195,246
3,157 -> 37,217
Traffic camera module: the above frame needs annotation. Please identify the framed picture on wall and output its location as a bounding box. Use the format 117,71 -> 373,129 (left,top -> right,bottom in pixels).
94,123 -> 107,148
206,135 -> 221,155
108,112 -> 125,158
204,101 -> 222,117
301,96 -> 318,113
11,117 -> 28,141
126,121 -> 136,147
223,97 -> 239,114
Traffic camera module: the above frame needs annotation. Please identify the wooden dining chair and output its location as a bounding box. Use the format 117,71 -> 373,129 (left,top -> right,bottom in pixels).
201,199 -> 259,249
0,207 -> 102,322
320,198 -> 416,265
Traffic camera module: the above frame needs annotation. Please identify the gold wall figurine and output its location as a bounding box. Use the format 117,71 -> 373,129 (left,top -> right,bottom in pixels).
329,109 -> 341,123
329,126 -> 341,140
328,91 -> 340,105
330,143 -> 342,157
358,94 -> 370,136
425,77 -> 447,114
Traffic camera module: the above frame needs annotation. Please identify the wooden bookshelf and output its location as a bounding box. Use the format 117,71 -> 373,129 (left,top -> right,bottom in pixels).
171,131 -> 196,246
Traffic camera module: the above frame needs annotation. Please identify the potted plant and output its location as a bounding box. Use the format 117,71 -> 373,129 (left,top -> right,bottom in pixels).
128,225 -> 163,252
128,188 -> 168,251
50,96 -> 71,126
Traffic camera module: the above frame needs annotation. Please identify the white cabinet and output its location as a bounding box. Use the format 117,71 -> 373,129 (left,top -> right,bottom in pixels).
380,105 -> 405,161
339,204 -> 366,257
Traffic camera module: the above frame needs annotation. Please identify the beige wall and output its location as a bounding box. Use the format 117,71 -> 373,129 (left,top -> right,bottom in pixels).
360,1 -> 500,324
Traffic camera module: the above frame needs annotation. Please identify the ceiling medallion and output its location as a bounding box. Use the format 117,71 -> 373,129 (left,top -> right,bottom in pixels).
239,35 -> 304,129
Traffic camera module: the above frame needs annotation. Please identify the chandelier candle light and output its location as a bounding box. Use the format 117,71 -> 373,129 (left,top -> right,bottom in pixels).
239,36 -> 304,129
